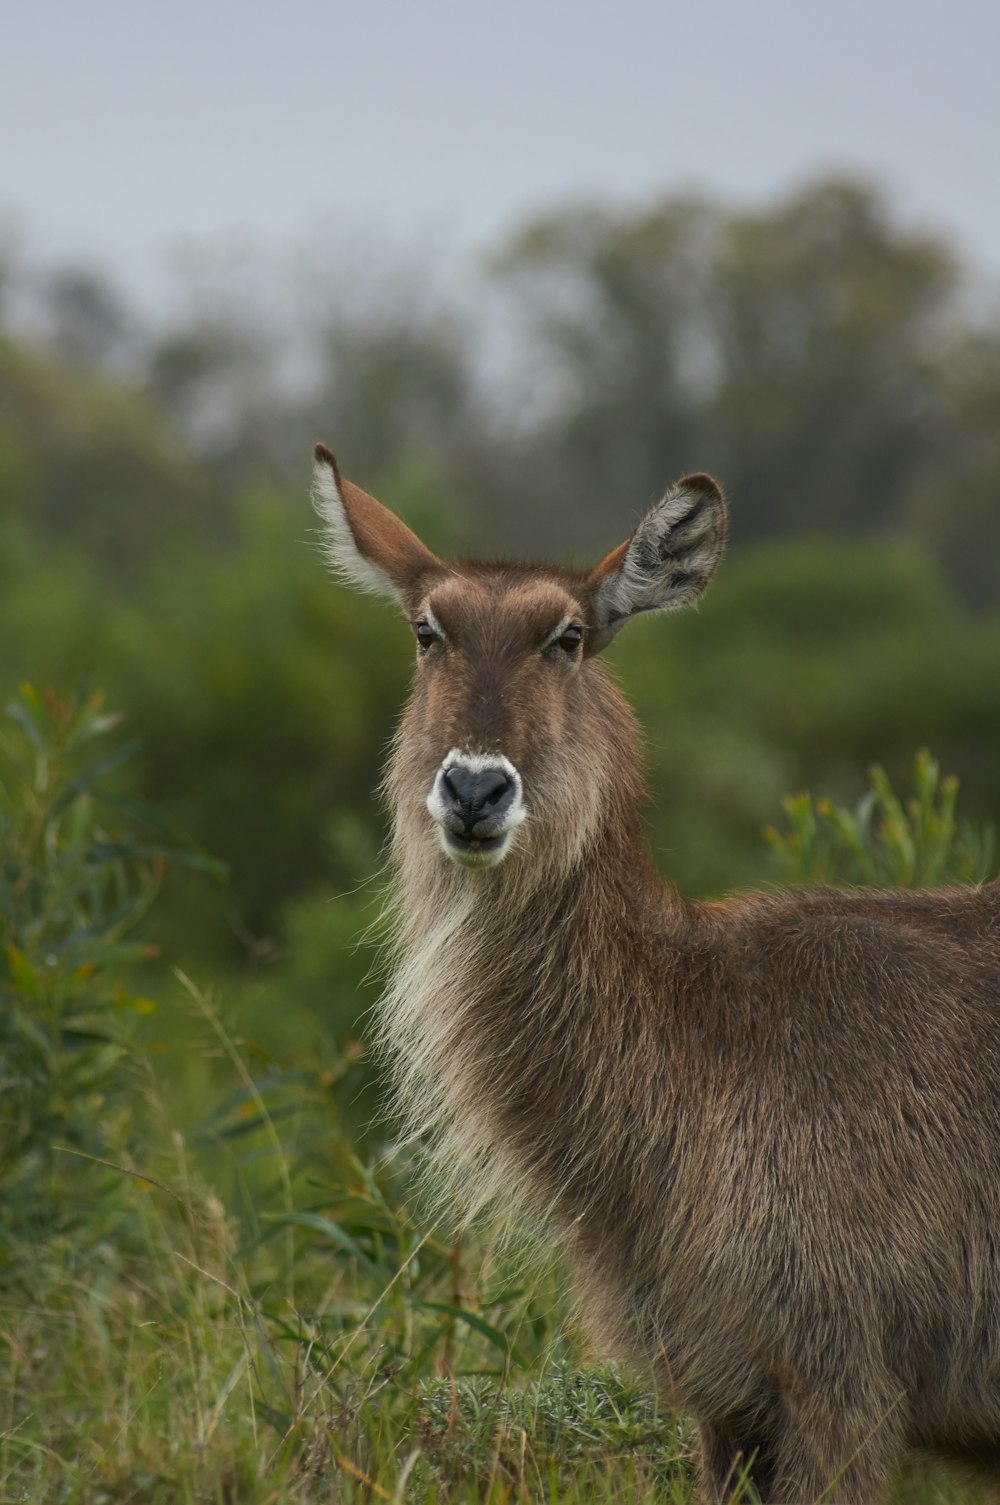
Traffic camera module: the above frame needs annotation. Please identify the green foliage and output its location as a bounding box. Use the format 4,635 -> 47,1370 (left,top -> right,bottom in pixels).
416,1362 -> 689,1496
610,538 -> 1000,898
4,229 -> 1000,931
153,974 -> 564,1382
765,749 -> 998,887
0,713 -> 995,1501
0,333 -> 219,575
0,685 -> 222,1254
3,482 -> 999,945
1,183 -> 1000,1497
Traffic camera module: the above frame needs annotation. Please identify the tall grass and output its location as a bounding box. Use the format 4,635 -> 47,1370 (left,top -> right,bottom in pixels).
1,695 -> 995,1502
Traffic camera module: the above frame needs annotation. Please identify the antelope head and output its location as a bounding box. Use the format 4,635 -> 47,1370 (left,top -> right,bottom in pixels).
312,445 -> 727,872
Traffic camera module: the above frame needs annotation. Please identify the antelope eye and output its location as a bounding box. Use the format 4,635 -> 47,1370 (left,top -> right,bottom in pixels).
414,618 -> 438,652
557,624 -> 583,653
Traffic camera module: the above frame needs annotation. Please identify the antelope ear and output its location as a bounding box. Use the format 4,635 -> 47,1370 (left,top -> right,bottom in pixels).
584,473 -> 727,651
312,444 -> 444,610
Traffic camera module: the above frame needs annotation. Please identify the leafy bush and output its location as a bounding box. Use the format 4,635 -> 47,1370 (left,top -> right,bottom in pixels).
416,1361 -> 689,1496
0,685 -> 221,1255
765,748 -> 997,887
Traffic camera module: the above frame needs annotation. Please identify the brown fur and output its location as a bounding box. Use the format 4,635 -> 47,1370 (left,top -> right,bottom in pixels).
313,446 -> 1000,1504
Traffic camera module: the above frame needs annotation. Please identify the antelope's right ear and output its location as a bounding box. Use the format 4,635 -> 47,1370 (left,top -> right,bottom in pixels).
312,444 -> 444,610
584,473 -> 727,651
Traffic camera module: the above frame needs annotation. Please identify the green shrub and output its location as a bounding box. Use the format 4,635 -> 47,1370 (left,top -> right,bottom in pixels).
0,684 -> 221,1256
765,748 -> 997,887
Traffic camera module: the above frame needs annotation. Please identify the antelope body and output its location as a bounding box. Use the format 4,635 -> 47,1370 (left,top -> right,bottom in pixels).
313,443 -> 1000,1504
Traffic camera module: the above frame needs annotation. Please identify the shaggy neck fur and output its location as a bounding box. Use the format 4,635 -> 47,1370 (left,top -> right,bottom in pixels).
376,662 -> 686,1260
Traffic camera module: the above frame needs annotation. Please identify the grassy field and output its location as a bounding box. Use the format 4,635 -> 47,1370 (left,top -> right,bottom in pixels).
0,978 -> 696,1504
2,1063 -> 995,1505
1,693 -> 997,1503
4,1054 -> 992,1505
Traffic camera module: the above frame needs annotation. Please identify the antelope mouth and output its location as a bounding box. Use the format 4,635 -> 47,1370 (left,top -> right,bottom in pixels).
439,828 -> 512,868
426,752 -> 526,869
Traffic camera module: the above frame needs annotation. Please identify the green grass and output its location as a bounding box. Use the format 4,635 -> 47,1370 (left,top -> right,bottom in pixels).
2,695 -> 998,1502
0,994 -> 994,1505
0,1055 -> 685,1504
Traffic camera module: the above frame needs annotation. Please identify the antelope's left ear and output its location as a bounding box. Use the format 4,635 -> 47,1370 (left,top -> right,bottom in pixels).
312,443 -> 444,610
584,473 -> 727,651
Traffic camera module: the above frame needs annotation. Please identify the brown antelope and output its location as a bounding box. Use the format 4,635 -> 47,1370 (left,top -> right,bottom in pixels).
312,443 -> 1000,1504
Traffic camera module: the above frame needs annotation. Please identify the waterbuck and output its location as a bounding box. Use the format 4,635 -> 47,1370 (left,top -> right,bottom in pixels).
312,443 -> 1000,1504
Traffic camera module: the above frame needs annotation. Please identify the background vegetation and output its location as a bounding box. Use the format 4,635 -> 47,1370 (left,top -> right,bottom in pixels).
0,174 -> 998,1500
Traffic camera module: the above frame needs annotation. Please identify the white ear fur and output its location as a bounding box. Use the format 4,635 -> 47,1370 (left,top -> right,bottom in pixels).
311,454 -> 406,606
591,474 -> 726,642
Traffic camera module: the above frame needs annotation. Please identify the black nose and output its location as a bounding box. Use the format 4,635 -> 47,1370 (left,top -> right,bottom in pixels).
441,764 -> 515,834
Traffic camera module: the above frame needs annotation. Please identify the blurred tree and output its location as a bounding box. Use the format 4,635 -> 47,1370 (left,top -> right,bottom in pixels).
489,195 -> 717,556
0,335 -> 222,574
43,265 -> 133,373
0,231 -> 20,325
145,317 -> 282,472
905,326 -> 1000,609
8,177 -> 990,598
491,177 -> 998,595
309,310 -> 473,483
0,247 -> 229,573
292,273 -> 500,532
705,178 -> 958,541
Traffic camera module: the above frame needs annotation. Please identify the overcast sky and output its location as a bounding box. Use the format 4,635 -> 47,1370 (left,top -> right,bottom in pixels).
3,0 -> 1000,305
